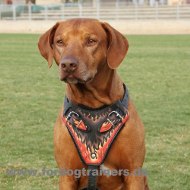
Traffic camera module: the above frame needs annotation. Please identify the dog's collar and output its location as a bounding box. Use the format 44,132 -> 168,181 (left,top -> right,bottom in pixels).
62,84 -> 129,166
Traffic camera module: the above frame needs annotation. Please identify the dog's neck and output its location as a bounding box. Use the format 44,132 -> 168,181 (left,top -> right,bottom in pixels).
66,67 -> 124,108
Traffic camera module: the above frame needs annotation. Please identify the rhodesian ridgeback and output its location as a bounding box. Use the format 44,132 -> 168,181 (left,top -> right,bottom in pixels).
38,18 -> 149,190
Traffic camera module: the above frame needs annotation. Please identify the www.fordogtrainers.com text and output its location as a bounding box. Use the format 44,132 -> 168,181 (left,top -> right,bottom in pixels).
6,167 -> 147,178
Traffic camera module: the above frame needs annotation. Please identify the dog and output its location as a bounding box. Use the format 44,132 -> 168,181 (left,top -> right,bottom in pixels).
38,18 -> 149,190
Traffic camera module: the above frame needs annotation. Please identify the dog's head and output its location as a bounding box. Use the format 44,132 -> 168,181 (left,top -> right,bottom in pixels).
38,19 -> 128,84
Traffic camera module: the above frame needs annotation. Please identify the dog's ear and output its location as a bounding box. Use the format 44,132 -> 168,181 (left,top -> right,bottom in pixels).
101,22 -> 129,69
38,22 -> 59,68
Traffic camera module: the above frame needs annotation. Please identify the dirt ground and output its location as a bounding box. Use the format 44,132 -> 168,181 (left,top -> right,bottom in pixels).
0,20 -> 190,34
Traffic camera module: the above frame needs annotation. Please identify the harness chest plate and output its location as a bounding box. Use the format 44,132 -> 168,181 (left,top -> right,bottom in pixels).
62,85 -> 129,166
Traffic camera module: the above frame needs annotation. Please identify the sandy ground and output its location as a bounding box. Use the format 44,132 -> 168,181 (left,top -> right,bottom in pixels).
0,20 -> 190,34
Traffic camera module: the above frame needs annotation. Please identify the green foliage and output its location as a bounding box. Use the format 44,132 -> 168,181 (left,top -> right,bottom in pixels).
0,34 -> 189,189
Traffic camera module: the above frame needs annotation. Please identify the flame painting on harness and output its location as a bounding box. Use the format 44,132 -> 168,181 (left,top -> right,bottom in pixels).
62,96 -> 129,166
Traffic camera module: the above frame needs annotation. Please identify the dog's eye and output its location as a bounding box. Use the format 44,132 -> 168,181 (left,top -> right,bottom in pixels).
86,38 -> 97,46
56,40 -> 64,46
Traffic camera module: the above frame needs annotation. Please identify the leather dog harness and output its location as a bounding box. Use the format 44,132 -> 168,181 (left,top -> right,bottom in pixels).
62,85 -> 129,190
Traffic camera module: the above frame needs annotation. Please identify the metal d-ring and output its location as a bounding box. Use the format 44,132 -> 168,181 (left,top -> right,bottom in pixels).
66,111 -> 79,120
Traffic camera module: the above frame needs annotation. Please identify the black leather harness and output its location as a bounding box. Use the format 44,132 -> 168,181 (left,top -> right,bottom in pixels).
62,85 -> 129,190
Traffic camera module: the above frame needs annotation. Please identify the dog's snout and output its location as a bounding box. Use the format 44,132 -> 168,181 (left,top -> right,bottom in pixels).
61,57 -> 78,72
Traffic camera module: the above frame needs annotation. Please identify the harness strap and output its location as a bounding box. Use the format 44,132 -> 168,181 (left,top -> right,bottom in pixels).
62,84 -> 129,189
87,165 -> 98,190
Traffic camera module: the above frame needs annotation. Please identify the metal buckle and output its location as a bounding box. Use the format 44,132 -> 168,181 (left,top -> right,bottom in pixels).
108,111 -> 122,119
107,111 -> 123,126
66,111 -> 79,120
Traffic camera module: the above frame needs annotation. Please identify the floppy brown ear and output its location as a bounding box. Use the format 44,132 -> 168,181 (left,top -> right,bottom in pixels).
101,22 -> 129,69
38,23 -> 59,68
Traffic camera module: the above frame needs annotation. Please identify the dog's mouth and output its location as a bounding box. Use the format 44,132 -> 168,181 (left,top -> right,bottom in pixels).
61,74 -> 93,84
59,60 -> 97,84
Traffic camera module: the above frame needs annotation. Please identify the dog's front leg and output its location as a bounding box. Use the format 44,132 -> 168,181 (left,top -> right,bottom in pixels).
123,173 -> 149,190
59,176 -> 78,190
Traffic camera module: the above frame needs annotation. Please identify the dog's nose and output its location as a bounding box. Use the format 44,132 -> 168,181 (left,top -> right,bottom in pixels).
60,57 -> 78,72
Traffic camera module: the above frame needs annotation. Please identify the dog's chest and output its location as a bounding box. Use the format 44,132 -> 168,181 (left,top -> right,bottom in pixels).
62,85 -> 129,166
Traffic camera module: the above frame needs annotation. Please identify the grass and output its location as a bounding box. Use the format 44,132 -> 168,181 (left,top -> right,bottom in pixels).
0,34 -> 190,189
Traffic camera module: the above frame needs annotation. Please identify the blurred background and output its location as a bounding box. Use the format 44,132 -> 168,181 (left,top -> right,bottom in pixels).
0,0 -> 189,34
0,0 -> 190,28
